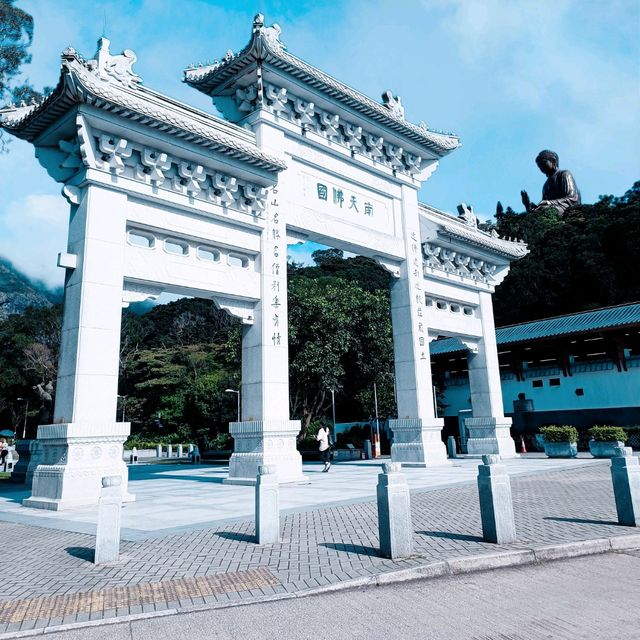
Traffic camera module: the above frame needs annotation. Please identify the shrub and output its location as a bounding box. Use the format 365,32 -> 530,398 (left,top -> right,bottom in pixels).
211,432 -> 233,450
587,426 -> 627,442
539,425 -> 578,443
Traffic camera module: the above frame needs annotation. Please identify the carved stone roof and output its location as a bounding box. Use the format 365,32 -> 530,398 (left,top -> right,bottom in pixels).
184,15 -> 460,157
0,39 -> 286,174
419,203 -> 529,260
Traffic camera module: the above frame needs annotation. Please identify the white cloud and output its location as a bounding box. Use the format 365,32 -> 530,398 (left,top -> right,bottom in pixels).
0,192 -> 68,288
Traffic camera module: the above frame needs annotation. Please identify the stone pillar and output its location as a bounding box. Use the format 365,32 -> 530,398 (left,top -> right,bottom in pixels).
477,454 -> 517,543
188,443 -> 194,454
167,444 -> 173,459
9,440 -> 42,486
227,120 -> 305,485
610,447 -> 640,527
390,185 -> 448,467
129,447 -> 138,464
255,465 -> 280,544
465,291 -> 517,458
177,444 -> 183,458
447,435 -> 457,459
156,444 -> 162,458
24,186 -> 133,510
94,476 -> 123,564
377,462 -> 413,559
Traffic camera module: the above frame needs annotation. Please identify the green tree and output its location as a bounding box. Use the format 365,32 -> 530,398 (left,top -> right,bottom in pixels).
0,0 -> 45,151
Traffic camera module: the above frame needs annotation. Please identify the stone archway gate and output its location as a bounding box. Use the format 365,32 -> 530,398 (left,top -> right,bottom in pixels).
0,15 -> 527,510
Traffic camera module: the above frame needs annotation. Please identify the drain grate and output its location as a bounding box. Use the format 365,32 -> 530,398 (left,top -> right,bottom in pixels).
0,567 -> 279,624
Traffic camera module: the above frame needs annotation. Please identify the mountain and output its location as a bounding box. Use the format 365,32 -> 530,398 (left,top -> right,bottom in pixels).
0,258 -> 54,321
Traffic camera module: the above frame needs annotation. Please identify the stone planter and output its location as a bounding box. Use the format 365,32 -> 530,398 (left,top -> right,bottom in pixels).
544,441 -> 578,458
589,440 -> 625,458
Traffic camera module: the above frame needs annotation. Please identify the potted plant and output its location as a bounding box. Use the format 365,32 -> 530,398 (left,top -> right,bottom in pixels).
539,425 -> 578,458
587,426 -> 627,458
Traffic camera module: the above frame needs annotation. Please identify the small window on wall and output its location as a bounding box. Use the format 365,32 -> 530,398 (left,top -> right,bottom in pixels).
436,300 -> 447,310
127,230 -> 155,249
575,388 -> 585,396
228,254 -> 249,268
197,247 -> 220,263
164,239 -> 189,256
532,379 -> 543,388
463,307 -> 474,316
549,378 -> 561,387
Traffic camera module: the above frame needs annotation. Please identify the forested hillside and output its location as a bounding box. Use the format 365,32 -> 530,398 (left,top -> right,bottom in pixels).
0,183 -> 637,444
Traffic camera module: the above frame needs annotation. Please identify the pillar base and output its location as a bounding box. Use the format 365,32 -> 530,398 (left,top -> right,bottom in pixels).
22,422 -> 134,511
8,440 -> 43,486
465,417 -> 519,459
390,418 -> 450,467
225,420 -> 308,486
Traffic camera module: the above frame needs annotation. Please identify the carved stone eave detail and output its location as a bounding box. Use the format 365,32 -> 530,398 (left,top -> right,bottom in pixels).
213,296 -> 255,325
373,256 -> 401,279
0,42 -> 286,175
122,283 -> 163,308
184,15 -> 460,158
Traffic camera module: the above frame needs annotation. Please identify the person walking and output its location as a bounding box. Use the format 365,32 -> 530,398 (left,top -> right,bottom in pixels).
316,425 -> 333,472
0,439 -> 7,472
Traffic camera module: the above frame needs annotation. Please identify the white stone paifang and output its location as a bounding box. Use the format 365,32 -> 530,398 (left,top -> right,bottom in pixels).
1,25 -> 528,507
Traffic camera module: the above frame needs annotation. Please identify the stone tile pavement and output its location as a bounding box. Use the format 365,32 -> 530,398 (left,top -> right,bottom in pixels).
0,461 -> 637,636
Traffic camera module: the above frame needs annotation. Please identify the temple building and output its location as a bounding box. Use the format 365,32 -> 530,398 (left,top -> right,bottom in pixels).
430,302 -> 640,446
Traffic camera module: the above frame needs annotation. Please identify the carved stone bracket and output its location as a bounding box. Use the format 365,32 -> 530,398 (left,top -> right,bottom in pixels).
423,242 -> 498,284
122,283 -> 163,308
213,296 -> 255,325
235,81 -> 436,177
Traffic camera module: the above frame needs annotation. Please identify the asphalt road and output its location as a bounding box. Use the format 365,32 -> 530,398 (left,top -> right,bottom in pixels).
38,549 -> 640,640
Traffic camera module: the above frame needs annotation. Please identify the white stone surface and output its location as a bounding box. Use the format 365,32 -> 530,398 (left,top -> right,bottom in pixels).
94,475 -> 123,564
255,465 -> 280,544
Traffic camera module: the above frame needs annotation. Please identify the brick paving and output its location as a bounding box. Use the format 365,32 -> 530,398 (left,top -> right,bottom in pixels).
0,462 -> 635,634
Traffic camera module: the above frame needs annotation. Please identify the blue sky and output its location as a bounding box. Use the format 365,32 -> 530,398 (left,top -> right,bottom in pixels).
1,0 -> 638,287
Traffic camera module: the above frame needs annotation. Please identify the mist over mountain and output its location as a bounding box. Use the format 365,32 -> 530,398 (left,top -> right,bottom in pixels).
0,257 -> 59,320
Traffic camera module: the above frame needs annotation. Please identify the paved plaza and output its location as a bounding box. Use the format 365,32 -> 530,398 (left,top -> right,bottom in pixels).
0,456 -> 639,636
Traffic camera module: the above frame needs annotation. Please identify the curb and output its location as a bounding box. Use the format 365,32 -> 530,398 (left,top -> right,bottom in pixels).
2,532 -> 639,639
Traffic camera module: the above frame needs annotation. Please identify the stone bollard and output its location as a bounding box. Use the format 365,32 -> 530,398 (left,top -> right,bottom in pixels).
477,454 -> 517,544
255,465 -> 280,544
177,444 -> 183,458
167,444 -> 173,458
156,444 -> 162,459
364,439 -> 373,460
377,462 -> 413,559
610,447 -> 640,526
188,443 -> 194,455
447,436 -> 457,459
192,445 -> 201,464
129,447 -> 138,465
95,476 -> 123,564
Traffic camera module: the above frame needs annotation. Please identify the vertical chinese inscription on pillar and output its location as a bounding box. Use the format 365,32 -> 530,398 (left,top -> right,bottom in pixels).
410,232 -> 427,360
269,186 -> 285,347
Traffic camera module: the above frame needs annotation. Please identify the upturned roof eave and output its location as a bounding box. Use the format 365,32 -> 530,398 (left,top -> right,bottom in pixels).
1,53 -> 286,174
184,28 -> 460,157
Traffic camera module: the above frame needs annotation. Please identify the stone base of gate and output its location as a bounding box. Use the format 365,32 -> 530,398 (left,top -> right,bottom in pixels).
389,418 -> 450,467
464,416 -> 519,459
225,420 -> 308,486
22,422 -> 134,511
8,439 -> 43,487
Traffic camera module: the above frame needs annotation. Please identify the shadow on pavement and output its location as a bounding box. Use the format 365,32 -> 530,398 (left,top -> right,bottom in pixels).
65,546 -> 95,563
215,531 -> 255,543
320,542 -> 380,556
543,516 -> 620,526
418,530 -> 485,542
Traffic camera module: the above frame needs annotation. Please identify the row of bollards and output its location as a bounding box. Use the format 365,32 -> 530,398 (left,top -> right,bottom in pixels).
93,447 -> 640,565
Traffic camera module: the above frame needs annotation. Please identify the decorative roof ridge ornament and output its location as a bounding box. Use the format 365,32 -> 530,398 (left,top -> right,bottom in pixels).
381,90 -> 405,120
86,37 -> 142,88
456,202 -> 477,228
252,13 -> 286,52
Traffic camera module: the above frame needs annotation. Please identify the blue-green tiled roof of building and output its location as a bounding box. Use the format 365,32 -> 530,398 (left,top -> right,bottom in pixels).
429,303 -> 640,356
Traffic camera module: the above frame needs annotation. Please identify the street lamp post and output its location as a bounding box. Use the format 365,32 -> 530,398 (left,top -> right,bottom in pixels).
328,388 -> 337,443
117,395 -> 128,422
373,382 -> 381,457
17,397 -> 29,439
225,389 -> 240,422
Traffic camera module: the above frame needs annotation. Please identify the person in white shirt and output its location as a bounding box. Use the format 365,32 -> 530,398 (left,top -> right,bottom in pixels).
316,426 -> 333,472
